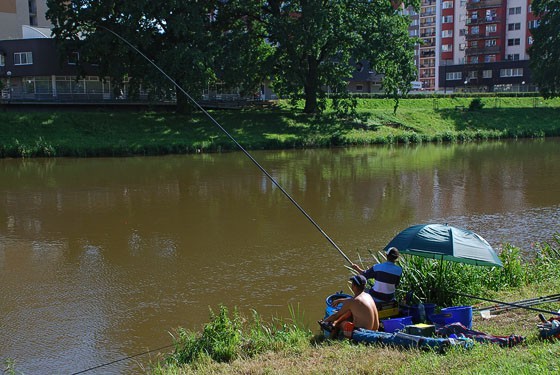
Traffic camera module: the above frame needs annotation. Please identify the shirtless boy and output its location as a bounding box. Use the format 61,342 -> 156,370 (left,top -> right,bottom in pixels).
320,275 -> 379,337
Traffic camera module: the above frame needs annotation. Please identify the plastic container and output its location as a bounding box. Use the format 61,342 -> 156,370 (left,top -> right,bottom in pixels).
323,293 -> 352,337
424,303 -> 437,322
428,313 -> 452,327
382,316 -> 413,333
410,304 -> 427,323
440,306 -> 473,329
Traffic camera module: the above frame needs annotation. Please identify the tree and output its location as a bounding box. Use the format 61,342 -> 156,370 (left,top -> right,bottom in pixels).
46,0 -> 269,112
261,0 -> 419,114
529,0 -> 560,98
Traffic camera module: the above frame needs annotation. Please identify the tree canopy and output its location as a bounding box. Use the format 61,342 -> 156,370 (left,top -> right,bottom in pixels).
46,0 -> 419,114
529,0 -> 560,99
261,0 -> 419,113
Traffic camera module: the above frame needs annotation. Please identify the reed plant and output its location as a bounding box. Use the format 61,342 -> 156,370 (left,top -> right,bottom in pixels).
394,236 -> 560,307
159,304 -> 312,372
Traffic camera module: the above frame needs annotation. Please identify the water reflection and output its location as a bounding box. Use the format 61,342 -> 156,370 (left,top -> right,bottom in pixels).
1,140 -> 560,373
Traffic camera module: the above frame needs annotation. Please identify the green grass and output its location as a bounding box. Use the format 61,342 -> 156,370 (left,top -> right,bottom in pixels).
1,96 -> 560,157
147,235 -> 560,374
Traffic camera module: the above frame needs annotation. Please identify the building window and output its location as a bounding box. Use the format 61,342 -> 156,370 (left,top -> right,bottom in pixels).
485,39 -> 496,47
442,30 -> 453,38
442,1 -> 453,9
442,15 -> 453,23
68,52 -> 80,65
500,68 -> 523,77
471,26 -> 479,35
471,56 -> 479,63
459,29 -> 466,36
528,20 -> 540,29
410,29 -> 418,36
446,72 -> 462,81
528,36 -> 534,45
483,70 -> 492,78
484,55 -> 496,63
459,43 -> 466,51
508,23 -> 521,31
487,24 -> 497,33
485,10 -> 497,21
509,7 -> 522,15
507,54 -> 520,61
471,40 -> 478,48
507,38 -> 521,46
0,54 -> 5,67
355,85 -> 363,92
442,44 -> 453,52
14,52 -> 33,65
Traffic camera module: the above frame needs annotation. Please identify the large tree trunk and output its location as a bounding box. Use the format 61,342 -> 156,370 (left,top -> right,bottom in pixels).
175,87 -> 197,114
303,56 -> 319,114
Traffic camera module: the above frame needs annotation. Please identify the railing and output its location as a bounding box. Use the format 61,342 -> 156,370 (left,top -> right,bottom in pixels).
467,16 -> 501,25
465,45 -> 501,55
465,31 -> 500,40
466,0 -> 503,10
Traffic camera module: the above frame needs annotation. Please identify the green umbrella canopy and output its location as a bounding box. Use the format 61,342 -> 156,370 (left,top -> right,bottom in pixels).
384,223 -> 503,267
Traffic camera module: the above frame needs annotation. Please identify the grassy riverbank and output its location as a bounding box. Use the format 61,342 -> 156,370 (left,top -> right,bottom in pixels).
150,237 -> 560,375
1,96 -> 560,157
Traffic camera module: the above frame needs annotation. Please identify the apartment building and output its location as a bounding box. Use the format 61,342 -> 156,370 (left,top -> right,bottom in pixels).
408,0 -> 536,92
0,0 -> 51,39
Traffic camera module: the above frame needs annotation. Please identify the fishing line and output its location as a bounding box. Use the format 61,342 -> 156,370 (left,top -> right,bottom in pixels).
97,25 -> 352,265
451,291 -> 560,316
70,343 -> 174,375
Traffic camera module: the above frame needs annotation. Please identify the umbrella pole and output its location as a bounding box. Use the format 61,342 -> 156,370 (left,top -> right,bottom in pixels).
450,291 -> 560,316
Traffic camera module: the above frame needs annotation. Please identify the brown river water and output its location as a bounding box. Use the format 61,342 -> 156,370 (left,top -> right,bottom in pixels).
1,139 -> 560,373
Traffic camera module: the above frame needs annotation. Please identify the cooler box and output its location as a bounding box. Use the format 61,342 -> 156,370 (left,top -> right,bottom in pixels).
376,300 -> 400,319
382,316 -> 413,333
405,323 -> 435,337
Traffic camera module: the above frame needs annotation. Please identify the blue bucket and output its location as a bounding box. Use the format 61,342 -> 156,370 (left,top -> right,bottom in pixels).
323,293 -> 352,337
382,316 -> 413,333
440,306 -> 473,329
424,303 -> 436,322
325,293 -> 352,318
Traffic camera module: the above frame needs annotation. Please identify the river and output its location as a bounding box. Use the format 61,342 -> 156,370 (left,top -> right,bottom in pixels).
1,139 -> 560,373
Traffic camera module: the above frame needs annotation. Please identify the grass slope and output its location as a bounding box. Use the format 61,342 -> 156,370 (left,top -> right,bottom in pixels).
1,97 -> 559,157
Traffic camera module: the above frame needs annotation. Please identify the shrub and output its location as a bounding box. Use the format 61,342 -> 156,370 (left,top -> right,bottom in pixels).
167,305 -> 241,365
468,98 -> 485,111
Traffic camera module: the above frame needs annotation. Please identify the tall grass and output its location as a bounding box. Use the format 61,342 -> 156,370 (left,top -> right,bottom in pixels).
156,304 -> 312,373
394,235 -> 560,307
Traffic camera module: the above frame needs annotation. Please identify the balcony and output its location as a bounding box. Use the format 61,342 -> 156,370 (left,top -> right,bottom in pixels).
465,31 -> 500,40
466,16 -> 501,25
466,0 -> 503,10
465,45 -> 501,55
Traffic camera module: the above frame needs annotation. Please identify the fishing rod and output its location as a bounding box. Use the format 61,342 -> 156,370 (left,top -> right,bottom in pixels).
475,293 -> 560,313
451,291 -> 560,316
96,25 -> 352,265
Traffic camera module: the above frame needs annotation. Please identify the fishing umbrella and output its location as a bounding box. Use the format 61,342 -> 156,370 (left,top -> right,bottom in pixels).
384,223 -> 503,267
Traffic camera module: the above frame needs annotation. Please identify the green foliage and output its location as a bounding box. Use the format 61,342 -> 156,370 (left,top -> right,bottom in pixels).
167,305 -> 241,365
468,98 -> 485,111
165,304 -> 312,368
389,235 -> 560,307
3,359 -> 17,375
529,0 -> 560,99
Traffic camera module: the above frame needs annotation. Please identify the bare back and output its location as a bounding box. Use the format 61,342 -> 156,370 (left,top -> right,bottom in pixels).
349,291 -> 379,330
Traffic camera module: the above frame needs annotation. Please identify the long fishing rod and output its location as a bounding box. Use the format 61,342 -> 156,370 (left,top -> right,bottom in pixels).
451,291 -> 560,316
70,343 -> 173,375
476,293 -> 560,313
96,25 -> 352,265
